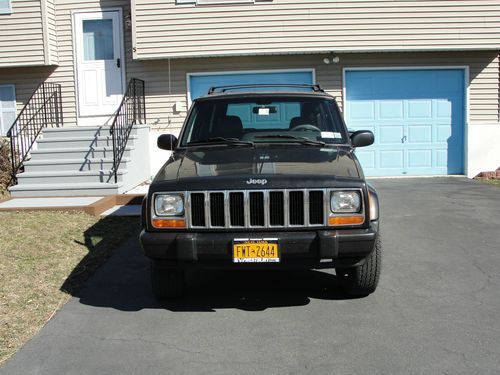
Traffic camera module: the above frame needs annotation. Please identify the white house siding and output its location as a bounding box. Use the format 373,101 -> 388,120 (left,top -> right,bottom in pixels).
0,0 -> 46,67
132,0 -> 500,60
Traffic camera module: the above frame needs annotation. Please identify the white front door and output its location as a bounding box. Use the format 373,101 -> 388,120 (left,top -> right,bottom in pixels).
74,10 -> 124,119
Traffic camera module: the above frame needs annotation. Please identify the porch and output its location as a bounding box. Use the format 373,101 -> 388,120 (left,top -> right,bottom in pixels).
5,79 -> 152,198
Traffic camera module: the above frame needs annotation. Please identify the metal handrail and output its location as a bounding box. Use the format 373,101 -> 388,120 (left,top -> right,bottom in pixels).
207,84 -> 325,95
6,82 -> 63,183
110,78 -> 146,183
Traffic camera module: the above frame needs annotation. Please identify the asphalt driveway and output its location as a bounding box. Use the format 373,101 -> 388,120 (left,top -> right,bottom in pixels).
1,178 -> 499,375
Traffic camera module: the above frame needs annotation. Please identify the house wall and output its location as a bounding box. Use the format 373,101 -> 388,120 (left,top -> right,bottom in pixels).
132,0 -> 500,60
124,51 -> 500,133
42,0 -> 58,65
124,51 -> 499,177
0,66 -> 54,114
0,0 -> 46,67
40,0 -> 142,126
1,35 -> 498,176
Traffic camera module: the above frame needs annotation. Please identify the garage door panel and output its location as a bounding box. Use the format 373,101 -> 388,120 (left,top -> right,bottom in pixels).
436,149 -> 448,168
408,125 -> 432,143
345,69 -> 464,176
436,125 -> 452,142
380,150 -> 404,168
436,99 -> 453,118
379,100 -> 404,119
356,150 -> 376,169
407,100 -> 432,119
408,150 -> 432,168
380,125 -> 404,144
437,74 -> 463,93
349,101 -> 375,120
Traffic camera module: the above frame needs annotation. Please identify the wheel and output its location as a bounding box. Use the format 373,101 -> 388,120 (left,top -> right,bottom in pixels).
336,235 -> 382,297
150,261 -> 185,299
291,124 -> 321,132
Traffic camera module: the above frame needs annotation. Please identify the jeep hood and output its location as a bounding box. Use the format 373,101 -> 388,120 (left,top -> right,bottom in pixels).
153,145 -> 361,188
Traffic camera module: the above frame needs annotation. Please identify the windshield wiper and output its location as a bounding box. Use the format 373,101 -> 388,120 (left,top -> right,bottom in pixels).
254,134 -> 326,146
187,137 -> 254,147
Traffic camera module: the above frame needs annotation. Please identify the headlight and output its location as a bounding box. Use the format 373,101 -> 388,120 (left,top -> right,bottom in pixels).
154,194 -> 184,216
330,191 -> 361,213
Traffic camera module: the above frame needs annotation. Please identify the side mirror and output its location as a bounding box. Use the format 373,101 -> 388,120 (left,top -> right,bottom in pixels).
157,134 -> 178,151
350,130 -> 374,148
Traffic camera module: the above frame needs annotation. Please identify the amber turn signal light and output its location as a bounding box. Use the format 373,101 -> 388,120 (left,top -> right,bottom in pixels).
152,218 -> 187,228
328,216 -> 365,226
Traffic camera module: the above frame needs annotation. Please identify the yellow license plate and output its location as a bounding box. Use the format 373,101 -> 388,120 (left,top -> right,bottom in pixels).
233,238 -> 280,263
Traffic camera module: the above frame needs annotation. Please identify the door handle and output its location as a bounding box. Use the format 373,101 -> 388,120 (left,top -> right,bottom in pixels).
401,135 -> 407,143
116,58 -> 121,68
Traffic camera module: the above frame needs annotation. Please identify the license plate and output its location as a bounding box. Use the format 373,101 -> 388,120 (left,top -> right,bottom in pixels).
233,238 -> 280,263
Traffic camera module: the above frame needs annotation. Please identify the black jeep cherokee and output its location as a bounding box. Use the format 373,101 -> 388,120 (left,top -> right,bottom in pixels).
140,84 -> 381,299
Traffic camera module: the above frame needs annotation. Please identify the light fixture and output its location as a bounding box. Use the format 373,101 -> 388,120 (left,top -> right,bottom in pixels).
323,54 -> 340,65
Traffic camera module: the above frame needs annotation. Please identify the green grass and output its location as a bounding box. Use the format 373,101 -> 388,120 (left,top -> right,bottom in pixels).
0,211 -> 139,365
476,178 -> 500,187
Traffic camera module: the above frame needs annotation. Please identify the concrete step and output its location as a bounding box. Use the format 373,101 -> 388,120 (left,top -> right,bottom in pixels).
23,157 -> 130,173
30,146 -> 133,160
16,170 -> 126,185
41,126 -> 139,139
41,126 -> 112,139
9,182 -> 122,197
36,135 -> 138,150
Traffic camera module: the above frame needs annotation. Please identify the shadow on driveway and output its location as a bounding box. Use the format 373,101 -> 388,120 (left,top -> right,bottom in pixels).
64,231 -> 357,312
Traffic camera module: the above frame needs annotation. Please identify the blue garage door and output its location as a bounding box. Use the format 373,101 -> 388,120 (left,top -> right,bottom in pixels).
189,70 -> 314,101
345,69 -> 465,176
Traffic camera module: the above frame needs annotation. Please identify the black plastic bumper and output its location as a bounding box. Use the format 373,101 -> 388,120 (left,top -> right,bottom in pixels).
140,221 -> 378,269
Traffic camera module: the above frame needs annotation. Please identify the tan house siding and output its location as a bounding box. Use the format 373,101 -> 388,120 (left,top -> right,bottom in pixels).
132,0 -> 500,60
43,0 -> 58,65
0,66 -> 54,115
2,50 -> 497,132
0,0 -> 46,67
123,51 -> 499,133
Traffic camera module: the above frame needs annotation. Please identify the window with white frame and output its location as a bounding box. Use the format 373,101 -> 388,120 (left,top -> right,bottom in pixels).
177,0 -> 270,5
0,0 -> 12,14
0,85 -> 16,136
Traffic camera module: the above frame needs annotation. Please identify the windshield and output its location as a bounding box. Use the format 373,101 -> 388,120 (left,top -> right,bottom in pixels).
179,96 -> 349,147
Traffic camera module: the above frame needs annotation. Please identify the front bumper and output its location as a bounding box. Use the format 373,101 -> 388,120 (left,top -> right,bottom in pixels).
140,221 -> 378,269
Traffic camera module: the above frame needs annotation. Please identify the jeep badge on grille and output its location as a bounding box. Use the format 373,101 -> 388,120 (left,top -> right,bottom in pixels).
246,178 -> 268,185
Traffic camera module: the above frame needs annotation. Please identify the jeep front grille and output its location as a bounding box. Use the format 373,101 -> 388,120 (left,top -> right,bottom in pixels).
187,189 -> 327,229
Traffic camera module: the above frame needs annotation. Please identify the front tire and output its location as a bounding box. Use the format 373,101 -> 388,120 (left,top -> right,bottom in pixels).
150,261 -> 185,299
336,235 -> 382,297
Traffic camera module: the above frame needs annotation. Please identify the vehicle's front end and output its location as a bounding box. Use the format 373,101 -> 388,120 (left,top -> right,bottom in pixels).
140,87 -> 381,298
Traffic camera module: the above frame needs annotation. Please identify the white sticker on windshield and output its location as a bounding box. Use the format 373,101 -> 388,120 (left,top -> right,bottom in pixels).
258,108 -> 270,116
321,131 -> 342,139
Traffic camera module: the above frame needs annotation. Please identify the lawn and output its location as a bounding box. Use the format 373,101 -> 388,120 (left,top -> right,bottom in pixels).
0,211 -> 139,365
476,178 -> 500,187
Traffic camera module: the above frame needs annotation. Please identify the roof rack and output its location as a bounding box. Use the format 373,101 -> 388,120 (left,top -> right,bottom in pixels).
207,84 -> 325,95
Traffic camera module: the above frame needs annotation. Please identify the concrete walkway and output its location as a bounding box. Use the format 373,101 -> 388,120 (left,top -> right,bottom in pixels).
1,178 -> 499,374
